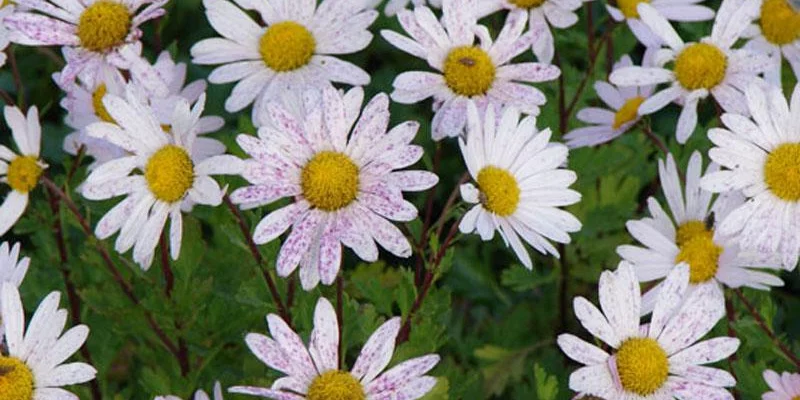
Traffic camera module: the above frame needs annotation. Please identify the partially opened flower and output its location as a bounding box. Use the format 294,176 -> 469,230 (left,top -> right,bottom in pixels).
762,370 -> 800,400
230,297 -> 440,400
607,0 -> 714,46
155,382 -> 224,400
743,0 -> 800,84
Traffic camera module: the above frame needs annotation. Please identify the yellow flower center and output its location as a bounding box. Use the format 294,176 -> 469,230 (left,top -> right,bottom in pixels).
508,0 -> 546,8
92,84 -> 116,124
477,166 -> 520,217
301,151 -> 360,211
306,370 -> 366,400
76,1 -> 131,52
616,0 -> 650,18
675,221 -> 721,284
443,46 -> 496,97
760,0 -> 800,45
613,96 -> 645,130
765,143 -> 800,201
144,145 -> 195,203
673,43 -> 727,91
1,0 -> 15,8
0,356 -> 34,400
6,156 -> 42,194
615,338 -> 669,396
259,21 -> 316,72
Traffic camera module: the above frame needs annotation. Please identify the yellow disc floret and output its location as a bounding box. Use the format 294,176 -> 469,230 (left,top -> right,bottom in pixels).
7,156 -> 42,194
613,96 -> 645,130
675,221 -> 721,284
307,370 -> 366,400
477,166 -> 520,217
673,43 -> 727,90
259,21 -> 316,72
760,0 -> 800,45
92,84 -> 116,123
675,220 -> 710,248
509,0 -> 547,8
77,1 -> 131,52
0,356 -> 34,400
615,338 -> 669,396
144,145 -> 195,203
616,0 -> 650,18
302,151 -> 360,211
443,46 -> 496,97
765,143 -> 800,201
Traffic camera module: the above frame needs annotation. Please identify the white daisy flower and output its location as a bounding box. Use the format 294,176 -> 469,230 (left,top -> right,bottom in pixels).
743,0 -> 800,85
458,104 -> 582,268
191,0 -> 377,120
762,370 -> 800,400
5,0 -> 168,92
79,85 -> 243,269
618,151 -> 783,314
231,86 -> 438,290
368,0 -> 442,16
382,0 -> 561,140
606,0 -> 714,47
0,106 -> 46,237
557,263 -> 739,399
230,297 -> 440,400
564,54 -> 656,148
701,82 -> 800,270
0,282 -> 97,400
610,0 -> 771,143
155,382 -> 224,400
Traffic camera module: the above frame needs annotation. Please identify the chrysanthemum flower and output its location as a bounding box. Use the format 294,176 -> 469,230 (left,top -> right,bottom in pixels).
610,0 -> 771,143
618,152 -> 783,313
382,0 -> 560,140
231,86 -> 438,290
743,0 -> 800,84
702,82 -> 800,270
155,382 -> 223,400
5,0 -> 168,91
0,282 -> 97,400
191,0 -> 376,120
230,297 -> 440,400
762,370 -> 800,400
80,85 -> 242,269
558,263 -> 739,399
607,0 -> 714,46
0,106 -> 46,237
369,0 -> 442,16
564,54 -> 655,148
458,104 -> 581,268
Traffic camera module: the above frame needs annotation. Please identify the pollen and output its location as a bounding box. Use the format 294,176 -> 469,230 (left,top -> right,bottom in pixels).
0,356 -> 34,400
301,151 -> 360,211
508,0 -> 546,8
259,21 -> 316,72
477,166 -> 520,217
7,155 -> 42,194
307,370 -> 366,400
92,84 -> 116,124
144,145 -> 195,203
616,0 -> 650,18
443,46 -> 496,97
613,96 -> 645,130
615,338 -> 669,396
765,143 -> 800,201
673,43 -> 727,91
76,1 -> 131,52
760,0 -> 800,45
675,221 -> 721,284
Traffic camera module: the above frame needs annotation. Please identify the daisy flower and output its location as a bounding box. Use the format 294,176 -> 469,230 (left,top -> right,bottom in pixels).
564,54 -> 655,148
744,0 -> 800,85
79,85 -> 243,269
607,0 -> 714,47
762,370 -> 800,400
382,0 -> 561,140
701,82 -> 800,270
155,382 -> 223,400
0,282 -> 97,399
230,297 -> 440,400
610,0 -> 771,143
557,263 -> 739,399
191,0 -> 377,120
369,0 -> 442,16
0,106 -> 46,237
618,151 -> 783,313
5,0 -> 168,92
458,104 -> 582,268
231,86 -> 438,290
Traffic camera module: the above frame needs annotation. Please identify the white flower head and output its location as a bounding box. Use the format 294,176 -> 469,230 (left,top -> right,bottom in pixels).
155,382 -> 224,400
558,263 -> 739,399
458,104 -> 582,268
191,0 -> 377,121
607,0 -> 715,47
231,86 -> 438,290
382,0 -> 561,140
230,297 -> 440,400
762,370 -> 800,400
743,0 -> 800,85
368,0 -> 442,16
610,0 -> 771,143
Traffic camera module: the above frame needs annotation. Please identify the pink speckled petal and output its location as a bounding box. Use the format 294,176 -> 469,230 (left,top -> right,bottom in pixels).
276,210 -> 324,277
365,354 -> 440,394
368,376 -> 437,400
351,317 -> 401,384
228,386 -> 305,400
671,365 -> 736,387
665,377 -> 735,399
268,101 -> 305,138
388,171 -> 439,192
322,86 -> 348,152
317,221 -> 342,286
348,94 -> 390,160
557,334 -> 609,366
229,184 -> 301,209
267,314 -> 317,382
308,298 -> 339,374
573,297 -> 620,348
245,333 -> 293,376
658,283 -> 725,355
668,337 -> 740,369
253,202 -> 310,245
360,184 -> 419,222
357,204 -> 412,258
4,13 -> 79,46
648,264 -> 690,339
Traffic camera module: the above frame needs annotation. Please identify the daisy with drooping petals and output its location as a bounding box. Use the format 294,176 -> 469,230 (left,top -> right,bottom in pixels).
191,0 -> 376,120
610,0 -> 771,143
79,85 -> 243,269
383,0 -> 560,140
458,104 -> 582,268
607,0 -> 714,47
743,0 -> 800,85
558,263 -> 739,399
231,86 -> 438,290
702,83 -> 800,270
230,297 -> 440,400
0,106 -> 46,237
618,152 -> 783,314
762,370 -> 800,400
0,283 -> 97,400
155,382 -> 224,400
370,0 -> 442,16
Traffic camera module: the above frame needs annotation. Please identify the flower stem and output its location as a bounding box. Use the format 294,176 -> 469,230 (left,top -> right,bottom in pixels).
733,288 -> 800,368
